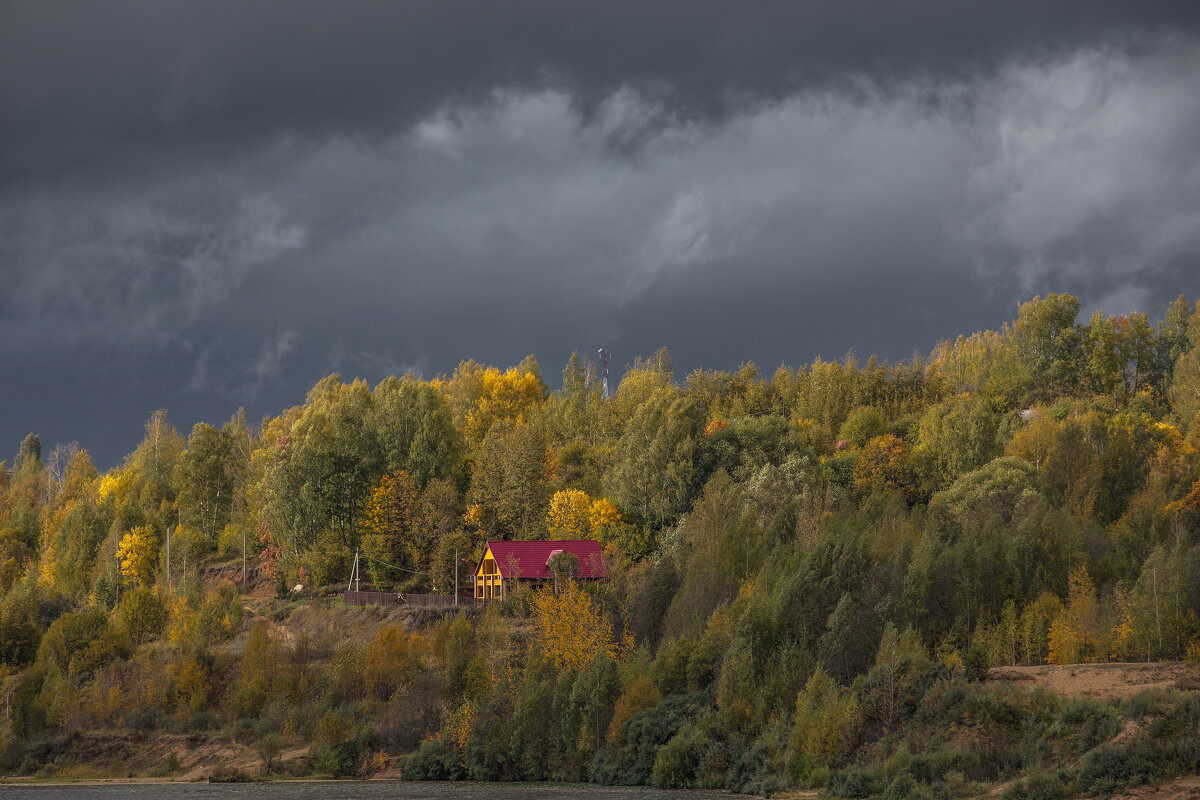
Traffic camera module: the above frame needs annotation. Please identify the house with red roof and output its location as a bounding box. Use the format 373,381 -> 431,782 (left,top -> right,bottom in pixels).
474,539 -> 606,600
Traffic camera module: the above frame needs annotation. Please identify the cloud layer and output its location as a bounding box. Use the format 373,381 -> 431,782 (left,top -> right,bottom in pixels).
2,3 -> 1198,464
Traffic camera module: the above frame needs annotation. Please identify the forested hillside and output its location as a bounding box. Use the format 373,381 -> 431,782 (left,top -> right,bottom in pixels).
5,293 -> 1200,797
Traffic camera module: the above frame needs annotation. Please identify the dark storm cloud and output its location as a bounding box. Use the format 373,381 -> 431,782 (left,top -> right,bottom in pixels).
4,0 -> 1199,185
2,2 -> 1200,465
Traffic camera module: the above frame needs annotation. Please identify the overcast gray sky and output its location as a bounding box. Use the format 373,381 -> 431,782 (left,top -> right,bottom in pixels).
3,1 -> 1200,466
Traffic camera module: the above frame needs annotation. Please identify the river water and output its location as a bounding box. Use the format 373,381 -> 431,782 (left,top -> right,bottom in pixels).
0,782 -> 734,799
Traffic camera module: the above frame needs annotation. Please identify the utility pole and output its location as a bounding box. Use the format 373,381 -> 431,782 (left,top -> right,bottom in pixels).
454,548 -> 459,607
346,548 -> 361,594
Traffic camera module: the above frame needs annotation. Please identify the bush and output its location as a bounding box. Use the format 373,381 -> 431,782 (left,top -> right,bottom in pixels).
826,766 -> 884,799
724,720 -> 790,796
36,608 -> 128,679
963,644 -> 990,682
398,738 -> 467,780
1149,693 -> 1200,741
840,407 -> 889,448
1078,743 -> 1155,794
1077,695 -> 1200,795
906,746 -> 979,785
650,721 -> 709,789
310,710 -> 367,777
111,587 -> 164,644
1056,698 -> 1121,752
218,524 -> 251,560
1122,689 -> 1172,720
883,773 -> 923,800
207,767 -> 254,782
588,692 -> 703,786
127,706 -> 163,731
1002,771 -> 1067,800
182,710 -> 220,734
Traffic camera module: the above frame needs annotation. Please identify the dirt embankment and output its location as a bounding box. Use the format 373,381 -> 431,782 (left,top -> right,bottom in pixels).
199,562 -> 274,597
987,662 -> 1200,700
9,730 -> 308,782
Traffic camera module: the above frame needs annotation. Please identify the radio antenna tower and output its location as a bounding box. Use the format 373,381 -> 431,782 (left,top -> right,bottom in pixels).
597,348 -> 612,399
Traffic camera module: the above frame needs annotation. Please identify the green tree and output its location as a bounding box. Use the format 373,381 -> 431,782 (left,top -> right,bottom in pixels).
787,666 -> 860,780
551,351 -> 604,444
261,376 -> 383,569
231,622 -> 282,716
408,478 -> 463,573
177,421 -> 242,539
373,375 -> 464,486
468,420 -> 552,539
430,529 -> 476,596
36,608 -> 128,680
13,433 -> 42,473
933,456 -> 1038,522
607,389 -> 701,529
1083,311 -> 1124,396
915,393 -> 1002,487
1169,302 -> 1200,427
1009,293 -> 1083,398
255,733 -> 283,776
839,406 -> 889,447
312,709 -> 366,777
123,410 -> 185,527
111,585 -> 165,645
0,585 -> 40,667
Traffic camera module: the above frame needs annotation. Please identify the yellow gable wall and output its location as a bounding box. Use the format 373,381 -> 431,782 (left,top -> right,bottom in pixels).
476,546 -> 496,578
475,546 -> 503,600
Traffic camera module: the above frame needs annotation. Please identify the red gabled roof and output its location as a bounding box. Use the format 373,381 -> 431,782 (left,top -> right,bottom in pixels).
486,540 -> 607,580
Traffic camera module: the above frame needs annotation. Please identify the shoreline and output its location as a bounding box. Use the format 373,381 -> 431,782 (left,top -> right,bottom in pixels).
0,777 -> 358,786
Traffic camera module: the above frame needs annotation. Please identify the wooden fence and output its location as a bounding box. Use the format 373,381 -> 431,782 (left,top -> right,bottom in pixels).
343,591 -> 476,608
404,593 -> 478,608
343,590 -> 403,606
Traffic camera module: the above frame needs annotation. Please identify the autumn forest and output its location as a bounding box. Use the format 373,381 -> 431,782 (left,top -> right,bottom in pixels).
5,293 -> 1200,798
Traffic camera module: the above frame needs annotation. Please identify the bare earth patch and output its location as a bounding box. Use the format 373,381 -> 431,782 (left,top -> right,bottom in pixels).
987,663 -> 1200,700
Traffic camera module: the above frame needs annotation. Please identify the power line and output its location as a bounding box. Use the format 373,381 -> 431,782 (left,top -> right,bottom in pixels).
358,550 -> 430,576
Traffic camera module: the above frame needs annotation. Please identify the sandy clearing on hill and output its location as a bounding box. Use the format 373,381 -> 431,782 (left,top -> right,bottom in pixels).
987,663 -> 1200,700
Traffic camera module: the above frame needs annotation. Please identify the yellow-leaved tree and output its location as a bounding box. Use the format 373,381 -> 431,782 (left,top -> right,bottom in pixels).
358,470 -> 417,587
97,468 -> 133,505
589,498 -> 622,537
546,489 -> 592,540
1048,565 -> 1100,665
545,491 -> 623,542
1107,586 -> 1138,661
464,365 -> 546,444
607,674 -> 661,747
852,434 -> 917,499
530,580 -> 620,672
116,526 -> 158,587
